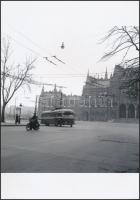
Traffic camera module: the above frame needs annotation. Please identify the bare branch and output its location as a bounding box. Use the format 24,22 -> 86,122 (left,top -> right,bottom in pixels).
1,37 -> 37,122
122,26 -> 139,51
100,26 -> 139,61
99,26 -> 139,98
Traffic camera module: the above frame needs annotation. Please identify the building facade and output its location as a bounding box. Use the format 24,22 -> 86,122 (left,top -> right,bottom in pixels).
81,65 -> 139,121
37,84 -> 81,120
110,65 -> 139,120
81,68 -> 112,121
37,65 -> 139,121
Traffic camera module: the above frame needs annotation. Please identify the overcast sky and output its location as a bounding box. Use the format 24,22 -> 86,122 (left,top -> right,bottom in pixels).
1,1 -> 139,107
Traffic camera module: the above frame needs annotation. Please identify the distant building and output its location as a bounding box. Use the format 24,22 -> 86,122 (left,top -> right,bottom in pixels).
110,65 -> 139,119
81,66 -> 139,121
81,68 -> 111,121
38,65 -> 139,121
37,84 -> 81,120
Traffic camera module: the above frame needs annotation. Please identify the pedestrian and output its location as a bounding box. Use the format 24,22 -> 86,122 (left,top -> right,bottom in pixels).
18,115 -> 21,124
15,114 -> 18,125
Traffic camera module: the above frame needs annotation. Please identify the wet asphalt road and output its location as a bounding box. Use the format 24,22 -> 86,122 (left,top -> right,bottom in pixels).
1,121 -> 139,172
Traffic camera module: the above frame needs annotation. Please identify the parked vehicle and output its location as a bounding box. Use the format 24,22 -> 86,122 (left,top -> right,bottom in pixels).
41,109 -> 75,127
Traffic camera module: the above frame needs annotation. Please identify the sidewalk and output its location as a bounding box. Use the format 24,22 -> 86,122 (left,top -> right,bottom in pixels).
1,120 -> 44,126
1,121 -> 27,126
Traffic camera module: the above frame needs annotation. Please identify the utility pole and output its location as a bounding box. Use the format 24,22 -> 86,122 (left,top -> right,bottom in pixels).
34,96 -> 38,115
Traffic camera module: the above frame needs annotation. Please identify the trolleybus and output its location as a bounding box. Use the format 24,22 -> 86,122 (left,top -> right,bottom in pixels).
41,109 -> 75,127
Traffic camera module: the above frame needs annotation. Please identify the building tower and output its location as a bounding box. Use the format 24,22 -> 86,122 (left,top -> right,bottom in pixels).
41,85 -> 45,95
87,69 -> 90,77
54,84 -> 57,93
105,67 -> 108,80
86,69 -> 90,84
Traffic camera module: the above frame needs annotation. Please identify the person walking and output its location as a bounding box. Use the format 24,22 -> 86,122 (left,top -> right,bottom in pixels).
15,114 -> 19,125
18,115 -> 21,124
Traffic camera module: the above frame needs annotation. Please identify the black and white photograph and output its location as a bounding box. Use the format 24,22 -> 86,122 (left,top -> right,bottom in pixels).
1,1 -> 139,199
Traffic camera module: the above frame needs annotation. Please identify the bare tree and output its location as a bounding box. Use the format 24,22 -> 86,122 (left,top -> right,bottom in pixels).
100,26 -> 139,97
1,37 -> 37,122
100,26 -> 139,61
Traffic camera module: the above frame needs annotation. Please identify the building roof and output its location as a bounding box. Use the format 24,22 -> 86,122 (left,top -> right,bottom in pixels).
86,75 -> 110,88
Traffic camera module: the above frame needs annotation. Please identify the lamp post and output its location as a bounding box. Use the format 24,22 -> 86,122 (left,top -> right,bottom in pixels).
34,95 -> 40,115
24,96 -> 39,115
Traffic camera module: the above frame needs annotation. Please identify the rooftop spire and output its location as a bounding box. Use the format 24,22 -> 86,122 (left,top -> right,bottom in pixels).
54,83 -> 57,92
86,69 -> 90,84
105,67 -> 108,80
41,85 -> 44,95
87,69 -> 90,77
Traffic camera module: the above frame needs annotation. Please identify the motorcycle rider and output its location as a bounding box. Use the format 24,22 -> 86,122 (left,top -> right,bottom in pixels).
29,113 -> 40,130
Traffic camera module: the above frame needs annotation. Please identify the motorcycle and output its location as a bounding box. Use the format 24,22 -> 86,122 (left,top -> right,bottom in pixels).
26,121 -> 40,131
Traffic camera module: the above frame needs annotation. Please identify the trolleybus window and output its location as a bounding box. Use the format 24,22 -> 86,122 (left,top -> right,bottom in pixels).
63,111 -> 73,115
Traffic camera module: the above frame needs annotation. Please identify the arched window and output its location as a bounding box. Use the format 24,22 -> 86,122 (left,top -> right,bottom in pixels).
119,104 -> 126,118
128,104 -> 135,118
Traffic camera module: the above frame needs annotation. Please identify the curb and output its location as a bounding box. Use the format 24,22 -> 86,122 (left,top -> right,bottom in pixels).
1,124 -> 45,127
1,124 -> 26,126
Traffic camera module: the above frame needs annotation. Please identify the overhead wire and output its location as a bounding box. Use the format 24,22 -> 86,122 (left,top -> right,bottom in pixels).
1,71 -> 67,89
2,32 -> 43,58
31,71 -> 114,76
4,22 -> 85,75
1,33 -> 67,89
2,32 -> 60,66
3,23 -> 125,89
4,22 -> 133,78
4,22 -> 66,66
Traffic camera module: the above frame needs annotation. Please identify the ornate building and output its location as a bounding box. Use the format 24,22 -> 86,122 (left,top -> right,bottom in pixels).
110,65 -> 139,120
81,65 -> 139,121
37,84 -> 81,120
81,68 -> 112,121
37,65 -> 139,121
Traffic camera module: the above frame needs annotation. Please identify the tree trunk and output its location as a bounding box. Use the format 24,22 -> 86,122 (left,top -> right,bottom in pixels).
1,103 -> 6,122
